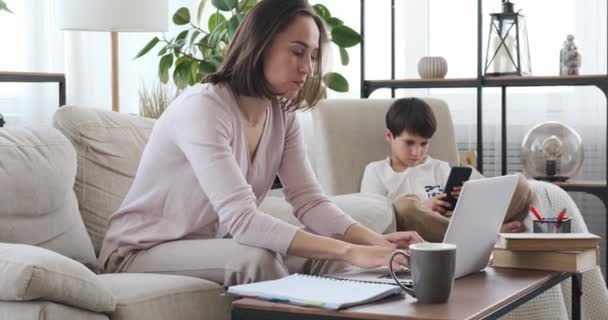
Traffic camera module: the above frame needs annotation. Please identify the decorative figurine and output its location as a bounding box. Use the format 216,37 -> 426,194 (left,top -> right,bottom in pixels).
560,34 -> 581,76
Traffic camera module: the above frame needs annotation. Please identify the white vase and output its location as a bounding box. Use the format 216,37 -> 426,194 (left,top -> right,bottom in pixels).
417,56 -> 448,79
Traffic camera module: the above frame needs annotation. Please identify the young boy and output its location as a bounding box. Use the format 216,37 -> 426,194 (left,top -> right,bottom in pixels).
361,98 -> 532,242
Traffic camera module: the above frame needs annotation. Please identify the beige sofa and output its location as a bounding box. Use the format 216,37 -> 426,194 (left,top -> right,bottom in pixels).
0,102 -> 394,320
0,98 -> 606,319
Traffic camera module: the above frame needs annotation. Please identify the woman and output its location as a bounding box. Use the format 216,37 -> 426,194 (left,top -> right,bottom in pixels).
98,0 -> 422,286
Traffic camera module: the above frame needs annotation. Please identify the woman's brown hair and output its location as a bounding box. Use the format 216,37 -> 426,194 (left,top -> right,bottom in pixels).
205,0 -> 328,110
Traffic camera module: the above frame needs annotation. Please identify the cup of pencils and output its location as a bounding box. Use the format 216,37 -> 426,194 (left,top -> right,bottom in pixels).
531,205 -> 572,233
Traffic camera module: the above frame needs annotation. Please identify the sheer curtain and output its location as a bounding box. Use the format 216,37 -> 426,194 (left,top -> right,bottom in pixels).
0,0 -> 192,127
0,0 -> 63,127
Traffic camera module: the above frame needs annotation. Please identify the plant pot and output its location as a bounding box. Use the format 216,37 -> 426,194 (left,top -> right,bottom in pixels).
417,56 -> 448,79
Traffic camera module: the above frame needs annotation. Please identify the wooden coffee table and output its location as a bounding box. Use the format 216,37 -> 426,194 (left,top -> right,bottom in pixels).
232,268 -> 581,320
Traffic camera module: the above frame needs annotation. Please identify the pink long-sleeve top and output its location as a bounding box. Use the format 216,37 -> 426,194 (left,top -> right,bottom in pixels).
98,83 -> 356,268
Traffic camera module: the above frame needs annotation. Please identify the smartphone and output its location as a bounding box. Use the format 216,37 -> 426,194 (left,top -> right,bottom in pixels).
443,166 -> 473,209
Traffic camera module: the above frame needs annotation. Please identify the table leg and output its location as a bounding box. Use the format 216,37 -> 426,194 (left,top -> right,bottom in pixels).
572,273 -> 582,320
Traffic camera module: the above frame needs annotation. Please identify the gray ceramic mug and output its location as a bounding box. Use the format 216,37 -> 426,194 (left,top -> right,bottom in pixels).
389,243 -> 456,304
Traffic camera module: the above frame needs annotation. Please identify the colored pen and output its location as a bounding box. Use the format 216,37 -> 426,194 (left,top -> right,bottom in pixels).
530,205 -> 543,221
557,208 -> 567,223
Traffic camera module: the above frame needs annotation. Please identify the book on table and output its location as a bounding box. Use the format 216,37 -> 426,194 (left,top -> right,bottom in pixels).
492,248 -> 598,272
227,273 -> 403,310
494,232 -> 600,251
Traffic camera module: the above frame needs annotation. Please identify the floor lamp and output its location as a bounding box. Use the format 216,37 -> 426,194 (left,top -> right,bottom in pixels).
56,0 -> 167,112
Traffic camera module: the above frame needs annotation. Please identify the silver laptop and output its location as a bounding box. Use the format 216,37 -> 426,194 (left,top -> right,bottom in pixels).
334,174 -> 519,283
445,174 -> 518,278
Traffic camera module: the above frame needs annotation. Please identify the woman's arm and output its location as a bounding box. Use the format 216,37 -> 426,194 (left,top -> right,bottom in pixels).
277,112 -> 357,238
288,229 -> 395,268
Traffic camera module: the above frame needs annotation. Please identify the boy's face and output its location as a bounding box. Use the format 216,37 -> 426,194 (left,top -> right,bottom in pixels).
385,129 -> 430,168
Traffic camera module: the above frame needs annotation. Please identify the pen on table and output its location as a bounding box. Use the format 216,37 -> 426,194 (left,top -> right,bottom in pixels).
530,205 -> 544,221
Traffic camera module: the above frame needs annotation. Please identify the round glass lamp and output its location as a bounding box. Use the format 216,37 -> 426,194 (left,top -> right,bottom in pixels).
521,121 -> 584,181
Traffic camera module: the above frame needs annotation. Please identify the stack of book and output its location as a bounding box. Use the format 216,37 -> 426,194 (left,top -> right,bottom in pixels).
492,233 -> 600,272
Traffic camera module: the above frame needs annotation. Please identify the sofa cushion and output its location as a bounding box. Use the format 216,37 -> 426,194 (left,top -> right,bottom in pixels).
0,301 -> 109,320
0,243 -> 116,313
53,106 -> 155,254
0,127 -> 97,268
98,273 -> 231,320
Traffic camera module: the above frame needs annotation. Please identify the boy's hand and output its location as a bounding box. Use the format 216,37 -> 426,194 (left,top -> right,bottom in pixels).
450,186 -> 462,199
422,193 -> 452,214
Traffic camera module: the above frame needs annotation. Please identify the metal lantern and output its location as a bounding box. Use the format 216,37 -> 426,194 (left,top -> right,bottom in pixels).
484,0 -> 531,76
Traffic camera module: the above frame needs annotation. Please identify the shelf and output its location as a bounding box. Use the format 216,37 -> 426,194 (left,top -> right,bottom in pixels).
553,180 -> 608,196
483,75 -> 608,87
0,71 -> 66,106
363,78 -> 479,92
554,180 -> 607,188
363,75 -> 608,94
0,71 -> 65,83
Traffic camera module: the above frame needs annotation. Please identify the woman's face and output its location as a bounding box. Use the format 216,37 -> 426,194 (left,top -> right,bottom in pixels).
263,15 -> 319,99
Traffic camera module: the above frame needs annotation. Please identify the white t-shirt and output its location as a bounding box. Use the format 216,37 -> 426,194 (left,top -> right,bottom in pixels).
360,156 -> 483,202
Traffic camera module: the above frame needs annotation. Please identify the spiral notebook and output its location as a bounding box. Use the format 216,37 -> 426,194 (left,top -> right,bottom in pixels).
227,273 -> 403,310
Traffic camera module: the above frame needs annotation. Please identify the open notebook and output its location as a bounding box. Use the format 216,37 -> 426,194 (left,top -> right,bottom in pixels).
227,273 -> 403,310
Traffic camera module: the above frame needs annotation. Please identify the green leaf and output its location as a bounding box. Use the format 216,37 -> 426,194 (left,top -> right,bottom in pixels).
189,30 -> 201,46
158,54 -> 174,84
325,17 -> 343,29
176,30 -> 189,42
199,60 -> 217,74
190,61 -> 201,84
323,72 -> 349,92
158,46 -> 169,56
339,47 -> 349,66
212,0 -> 237,11
197,0 -> 208,25
174,57 -> 193,89
197,34 -> 211,53
170,39 -> 187,50
226,15 -> 241,40
173,7 -> 191,25
209,12 -> 227,32
312,4 -> 330,19
237,0 -> 256,13
331,25 -> 361,48
209,55 -> 224,67
134,37 -> 160,59
208,29 -> 227,49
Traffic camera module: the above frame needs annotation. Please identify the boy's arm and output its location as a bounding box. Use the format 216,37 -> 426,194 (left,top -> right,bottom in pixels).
361,164 -> 388,196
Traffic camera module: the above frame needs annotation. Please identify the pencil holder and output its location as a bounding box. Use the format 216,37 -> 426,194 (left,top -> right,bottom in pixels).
533,217 -> 572,233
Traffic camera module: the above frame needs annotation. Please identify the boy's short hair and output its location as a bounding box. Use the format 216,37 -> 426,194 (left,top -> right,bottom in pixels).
385,98 -> 437,139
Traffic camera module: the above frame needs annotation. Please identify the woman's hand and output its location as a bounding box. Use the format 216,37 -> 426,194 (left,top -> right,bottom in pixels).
422,193 -> 451,214
342,244 -> 409,270
383,231 -> 425,249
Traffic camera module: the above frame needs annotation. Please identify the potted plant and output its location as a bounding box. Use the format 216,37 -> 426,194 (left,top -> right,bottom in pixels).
134,0 -> 361,94
138,82 -> 177,119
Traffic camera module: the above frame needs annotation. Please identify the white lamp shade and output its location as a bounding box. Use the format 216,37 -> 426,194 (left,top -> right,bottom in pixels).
56,0 -> 168,32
